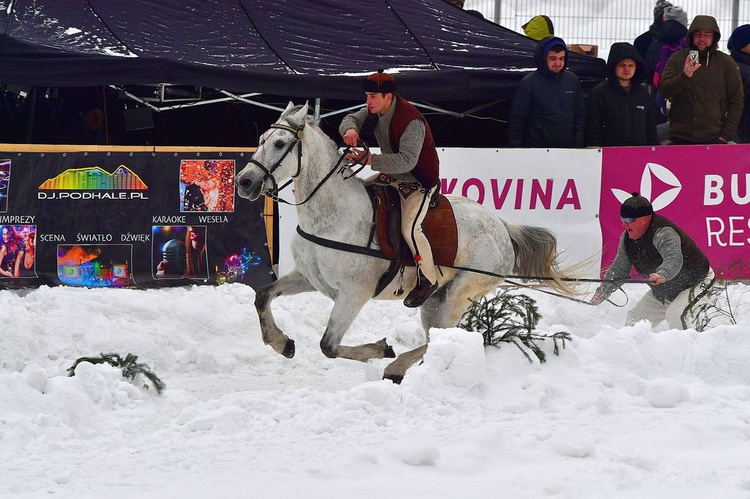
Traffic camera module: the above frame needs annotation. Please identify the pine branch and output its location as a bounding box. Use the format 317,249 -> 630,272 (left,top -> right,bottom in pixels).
459,290 -> 571,363
67,352 -> 166,395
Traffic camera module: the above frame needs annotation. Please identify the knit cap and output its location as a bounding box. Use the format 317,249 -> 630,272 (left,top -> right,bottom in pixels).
653,0 -> 673,20
620,193 -> 654,219
663,5 -> 688,26
728,24 -> 750,51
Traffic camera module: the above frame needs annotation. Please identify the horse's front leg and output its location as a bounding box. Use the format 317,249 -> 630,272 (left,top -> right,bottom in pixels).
319,293 -> 396,362
255,270 -> 316,358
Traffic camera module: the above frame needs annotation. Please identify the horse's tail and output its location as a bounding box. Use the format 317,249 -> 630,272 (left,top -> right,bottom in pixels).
502,221 -> 581,296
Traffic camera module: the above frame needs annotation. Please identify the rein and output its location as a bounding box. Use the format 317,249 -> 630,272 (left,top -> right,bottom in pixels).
295,226 -> 645,306
249,121 -> 362,206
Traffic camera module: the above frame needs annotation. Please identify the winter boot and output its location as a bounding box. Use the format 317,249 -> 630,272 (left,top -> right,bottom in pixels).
403,270 -> 438,308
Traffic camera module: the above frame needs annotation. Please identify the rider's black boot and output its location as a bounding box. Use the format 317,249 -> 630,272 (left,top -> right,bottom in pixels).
403,270 -> 438,308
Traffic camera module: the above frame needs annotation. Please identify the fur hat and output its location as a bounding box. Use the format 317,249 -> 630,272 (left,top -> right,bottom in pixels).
362,69 -> 397,94
663,5 -> 688,26
620,192 -> 654,219
728,24 -> 750,51
654,0 -> 673,21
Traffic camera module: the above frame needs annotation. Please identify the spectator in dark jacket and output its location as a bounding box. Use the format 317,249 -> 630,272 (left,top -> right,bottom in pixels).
634,0 -> 673,60
586,42 -> 658,146
728,24 -> 750,143
645,6 -> 688,118
507,36 -> 585,148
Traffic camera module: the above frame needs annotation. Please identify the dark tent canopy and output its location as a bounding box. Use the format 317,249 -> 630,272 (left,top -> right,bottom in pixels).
0,0 -> 605,146
0,0 -> 604,99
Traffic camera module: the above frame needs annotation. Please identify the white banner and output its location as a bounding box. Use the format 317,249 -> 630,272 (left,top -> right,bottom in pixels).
278,148 -> 604,278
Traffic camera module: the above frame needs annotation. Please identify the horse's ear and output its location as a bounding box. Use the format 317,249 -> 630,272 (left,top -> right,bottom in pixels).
289,102 -> 308,128
283,101 -> 295,114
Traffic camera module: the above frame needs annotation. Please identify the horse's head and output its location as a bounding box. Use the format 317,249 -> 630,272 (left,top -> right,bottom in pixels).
236,101 -> 309,201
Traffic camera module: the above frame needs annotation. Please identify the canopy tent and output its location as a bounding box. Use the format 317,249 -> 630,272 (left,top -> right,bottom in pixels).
0,0 -> 605,146
0,0 -> 604,100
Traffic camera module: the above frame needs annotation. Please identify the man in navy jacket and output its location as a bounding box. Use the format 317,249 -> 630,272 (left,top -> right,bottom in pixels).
507,36 -> 585,148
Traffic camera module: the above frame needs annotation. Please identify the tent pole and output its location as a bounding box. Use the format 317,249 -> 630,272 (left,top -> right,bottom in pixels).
314,98 -> 321,120
25,87 -> 37,143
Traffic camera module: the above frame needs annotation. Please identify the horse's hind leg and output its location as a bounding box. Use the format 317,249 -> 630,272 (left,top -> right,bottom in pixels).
255,270 -> 316,358
382,275 -> 500,383
422,273 -> 501,329
320,293 -> 396,362
383,344 -> 428,384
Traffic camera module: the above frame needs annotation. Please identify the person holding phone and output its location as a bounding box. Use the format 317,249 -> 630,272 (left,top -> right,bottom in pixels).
659,15 -> 744,144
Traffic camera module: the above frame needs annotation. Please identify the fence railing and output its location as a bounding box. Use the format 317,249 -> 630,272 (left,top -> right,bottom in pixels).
465,0 -> 749,58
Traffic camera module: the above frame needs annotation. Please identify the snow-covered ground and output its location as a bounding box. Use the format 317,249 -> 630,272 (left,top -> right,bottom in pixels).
2,281 -> 750,498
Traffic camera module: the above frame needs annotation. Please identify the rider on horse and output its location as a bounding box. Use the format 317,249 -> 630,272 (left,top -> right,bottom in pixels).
340,70 -> 440,308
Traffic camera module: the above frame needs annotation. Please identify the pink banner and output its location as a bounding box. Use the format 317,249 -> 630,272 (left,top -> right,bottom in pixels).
600,145 -> 750,279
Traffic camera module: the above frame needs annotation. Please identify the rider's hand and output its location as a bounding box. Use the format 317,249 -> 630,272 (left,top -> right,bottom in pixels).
343,128 -> 359,147
346,147 -> 371,165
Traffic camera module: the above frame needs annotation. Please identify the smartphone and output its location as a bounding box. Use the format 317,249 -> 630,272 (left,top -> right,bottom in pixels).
688,50 -> 699,64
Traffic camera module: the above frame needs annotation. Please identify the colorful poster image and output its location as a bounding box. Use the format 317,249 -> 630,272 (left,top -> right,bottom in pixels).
179,159 -> 235,212
0,224 -> 36,279
216,246 -> 263,284
152,225 -> 209,281
57,244 -> 135,287
0,159 -> 9,213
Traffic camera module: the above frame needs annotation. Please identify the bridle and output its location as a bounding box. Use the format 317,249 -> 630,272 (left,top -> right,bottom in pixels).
242,119 -> 365,206
243,121 -> 305,202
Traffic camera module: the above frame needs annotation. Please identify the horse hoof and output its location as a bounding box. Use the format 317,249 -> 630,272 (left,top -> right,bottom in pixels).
384,344 -> 396,358
378,338 -> 396,358
383,373 -> 403,384
282,339 -> 295,358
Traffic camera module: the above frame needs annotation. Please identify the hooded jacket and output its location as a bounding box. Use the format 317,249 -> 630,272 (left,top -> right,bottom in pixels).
634,19 -> 663,61
659,15 -> 744,143
522,15 -> 554,41
730,48 -> 750,143
585,42 -> 658,146
507,36 -> 585,148
645,19 -> 688,86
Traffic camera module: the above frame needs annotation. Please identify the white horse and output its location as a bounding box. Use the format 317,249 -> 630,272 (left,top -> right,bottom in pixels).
236,102 -> 576,383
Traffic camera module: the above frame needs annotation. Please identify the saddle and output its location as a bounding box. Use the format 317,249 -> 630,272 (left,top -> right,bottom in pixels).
365,184 -> 458,296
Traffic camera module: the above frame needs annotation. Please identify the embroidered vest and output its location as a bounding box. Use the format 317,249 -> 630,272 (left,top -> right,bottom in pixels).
388,95 -> 440,189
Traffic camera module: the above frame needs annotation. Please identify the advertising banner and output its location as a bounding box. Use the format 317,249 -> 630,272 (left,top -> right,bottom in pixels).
437,148 -> 604,276
276,148 -> 604,277
601,145 -> 750,279
0,151 -> 275,290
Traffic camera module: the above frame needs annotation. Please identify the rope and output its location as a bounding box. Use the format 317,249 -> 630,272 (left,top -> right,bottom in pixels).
295,226 -> 650,306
